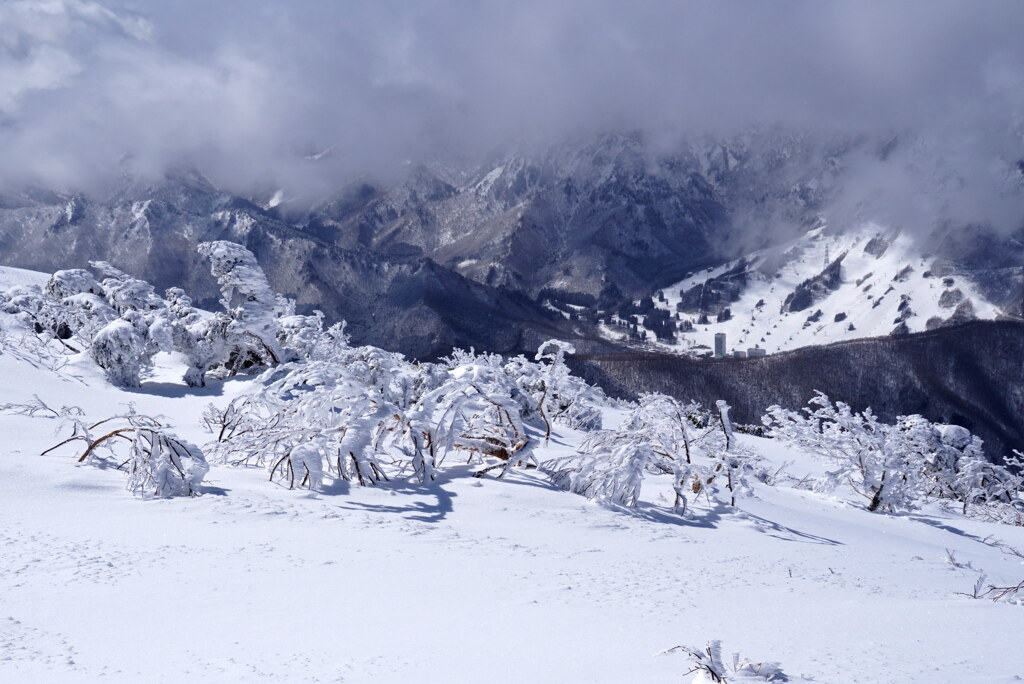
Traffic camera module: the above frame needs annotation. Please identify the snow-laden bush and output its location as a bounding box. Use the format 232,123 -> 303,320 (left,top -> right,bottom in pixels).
504,340 -> 604,437
764,392 -> 1024,513
548,394 -> 757,515
765,394 -> 930,512
90,313 -> 151,386
203,339 -> 606,490
12,400 -> 209,498
60,293 -> 118,345
2,263 -> 173,386
551,436 -> 654,507
46,269 -> 104,300
125,428 -> 208,498
270,442 -> 325,491
204,347 -> 413,485
90,310 -> 172,387
204,344 -> 543,487
89,261 -> 163,313
0,284 -> 77,342
662,640 -> 792,683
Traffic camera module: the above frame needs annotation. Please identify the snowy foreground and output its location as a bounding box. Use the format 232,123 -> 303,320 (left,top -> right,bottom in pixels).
2,264 -> 1024,683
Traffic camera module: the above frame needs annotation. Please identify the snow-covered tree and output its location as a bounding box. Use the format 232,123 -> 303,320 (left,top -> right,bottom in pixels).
90,311 -> 166,386
197,240 -> 283,370
763,393 -> 1023,514
46,268 -> 104,300
765,394 -> 926,512
549,394 -> 750,516
89,261 -> 163,313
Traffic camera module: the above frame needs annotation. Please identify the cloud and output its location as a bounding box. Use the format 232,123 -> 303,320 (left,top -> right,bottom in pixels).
0,0 -> 1022,231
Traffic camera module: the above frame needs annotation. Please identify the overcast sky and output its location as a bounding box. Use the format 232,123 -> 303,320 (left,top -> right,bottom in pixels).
1,0 -> 1022,229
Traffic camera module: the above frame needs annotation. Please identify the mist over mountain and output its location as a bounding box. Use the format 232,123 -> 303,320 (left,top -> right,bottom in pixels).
1,0 -> 1022,238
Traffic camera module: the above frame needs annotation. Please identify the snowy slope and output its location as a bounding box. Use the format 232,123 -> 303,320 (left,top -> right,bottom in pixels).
0,265 -> 48,289
640,225 -> 1004,357
2,273 -> 1024,682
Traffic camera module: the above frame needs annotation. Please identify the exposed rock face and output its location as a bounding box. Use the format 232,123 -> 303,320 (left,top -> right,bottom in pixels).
677,260 -> 749,315
780,252 -> 846,313
0,171 -> 600,359
939,288 -> 964,309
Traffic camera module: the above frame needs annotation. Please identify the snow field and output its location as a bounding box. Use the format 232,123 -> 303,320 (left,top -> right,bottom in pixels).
2,347 -> 1024,683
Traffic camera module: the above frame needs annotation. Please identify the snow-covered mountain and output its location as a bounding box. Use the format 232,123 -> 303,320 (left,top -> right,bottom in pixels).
304,131 -> 842,301
631,224 -> 1008,357
0,171 -> 595,359
0,131 -> 1021,362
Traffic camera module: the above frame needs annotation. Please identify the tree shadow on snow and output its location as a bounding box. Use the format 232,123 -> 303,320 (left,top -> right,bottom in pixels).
125,379 -> 227,399
617,502 -> 843,544
902,514 -> 1003,548
315,463 -> 560,523
736,510 -> 842,545
329,481 -> 457,523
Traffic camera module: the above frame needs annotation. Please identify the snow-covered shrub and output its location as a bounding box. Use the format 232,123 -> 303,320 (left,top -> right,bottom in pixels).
3,262 -> 180,384
0,284 -> 76,342
89,309 -> 172,387
163,287 -> 220,386
204,353 -> 393,484
90,313 -> 152,386
949,447 -> 1024,514
270,442 -> 325,491
89,261 -> 163,313
662,640 -> 791,683
24,401 -> 208,498
550,435 -> 654,506
46,268 -> 104,301
59,292 -> 118,345
125,428 -> 208,498
167,242 -> 333,385
503,340 -> 605,438
548,394 -> 753,515
765,394 -> 927,512
438,355 -> 532,467
46,269 -> 104,300
277,312 -> 349,362
205,341 -> 579,489
764,393 -> 1024,514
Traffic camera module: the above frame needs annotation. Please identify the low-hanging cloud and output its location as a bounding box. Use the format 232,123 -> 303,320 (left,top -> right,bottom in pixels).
1,0 -> 1023,232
